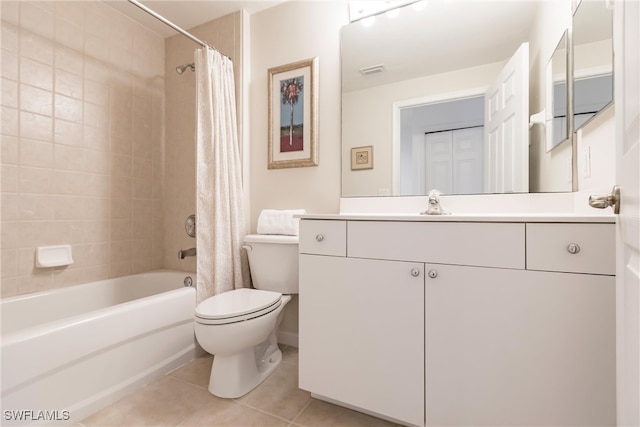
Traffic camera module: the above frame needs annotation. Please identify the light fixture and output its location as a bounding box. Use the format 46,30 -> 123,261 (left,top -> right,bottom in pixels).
385,9 -> 400,18
348,1 -> 417,23
412,0 -> 427,11
361,15 -> 376,27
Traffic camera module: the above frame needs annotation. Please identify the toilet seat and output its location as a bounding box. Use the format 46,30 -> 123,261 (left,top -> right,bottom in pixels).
195,288 -> 282,325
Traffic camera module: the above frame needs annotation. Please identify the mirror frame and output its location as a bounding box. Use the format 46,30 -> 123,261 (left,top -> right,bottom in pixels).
546,30 -> 571,153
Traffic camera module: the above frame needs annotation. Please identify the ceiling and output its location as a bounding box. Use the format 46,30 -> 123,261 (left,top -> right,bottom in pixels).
104,0 -> 284,38
341,0 -> 540,92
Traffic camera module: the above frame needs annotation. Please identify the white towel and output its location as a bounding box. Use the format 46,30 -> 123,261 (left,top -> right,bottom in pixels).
257,209 -> 306,236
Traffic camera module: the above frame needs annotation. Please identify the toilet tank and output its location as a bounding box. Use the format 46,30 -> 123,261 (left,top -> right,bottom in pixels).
244,235 -> 298,294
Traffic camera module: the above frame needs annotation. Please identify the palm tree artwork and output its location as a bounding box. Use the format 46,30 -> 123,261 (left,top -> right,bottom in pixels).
280,76 -> 304,152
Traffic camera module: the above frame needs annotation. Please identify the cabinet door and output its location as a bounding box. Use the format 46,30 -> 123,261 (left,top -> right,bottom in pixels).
299,255 -> 425,426
425,264 -> 615,426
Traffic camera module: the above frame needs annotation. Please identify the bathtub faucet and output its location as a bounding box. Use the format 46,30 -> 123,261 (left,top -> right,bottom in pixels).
178,248 -> 197,259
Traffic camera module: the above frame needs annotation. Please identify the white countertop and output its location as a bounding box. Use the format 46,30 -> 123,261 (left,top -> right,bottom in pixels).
298,213 -> 616,223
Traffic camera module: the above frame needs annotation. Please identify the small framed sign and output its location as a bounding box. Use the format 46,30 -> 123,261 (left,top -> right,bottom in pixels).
351,145 -> 373,170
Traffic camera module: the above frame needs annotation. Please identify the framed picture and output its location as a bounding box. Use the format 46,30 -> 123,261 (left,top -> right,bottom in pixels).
267,57 -> 319,169
351,145 -> 373,170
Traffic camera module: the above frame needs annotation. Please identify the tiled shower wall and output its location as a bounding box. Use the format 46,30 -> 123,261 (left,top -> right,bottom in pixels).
1,1 -> 166,297
163,12 -> 243,272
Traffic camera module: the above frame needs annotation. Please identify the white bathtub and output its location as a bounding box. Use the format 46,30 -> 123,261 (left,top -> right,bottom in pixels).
1,270 -> 197,426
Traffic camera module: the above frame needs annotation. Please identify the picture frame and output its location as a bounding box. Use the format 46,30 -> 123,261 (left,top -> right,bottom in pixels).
351,145 -> 373,170
267,57 -> 319,169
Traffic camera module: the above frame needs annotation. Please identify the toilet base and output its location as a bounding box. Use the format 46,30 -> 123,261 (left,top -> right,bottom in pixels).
208,339 -> 282,398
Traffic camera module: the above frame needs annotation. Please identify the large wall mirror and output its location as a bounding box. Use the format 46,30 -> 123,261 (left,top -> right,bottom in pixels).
341,0 -> 604,197
572,0 -> 613,132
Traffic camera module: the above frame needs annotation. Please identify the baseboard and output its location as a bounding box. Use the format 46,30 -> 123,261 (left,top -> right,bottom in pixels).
277,331 -> 298,348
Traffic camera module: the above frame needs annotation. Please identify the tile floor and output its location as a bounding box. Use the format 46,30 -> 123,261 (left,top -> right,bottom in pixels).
79,346 -> 401,427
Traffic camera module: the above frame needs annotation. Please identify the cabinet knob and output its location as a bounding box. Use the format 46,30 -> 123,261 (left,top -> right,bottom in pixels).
567,243 -> 581,254
315,234 -> 324,242
428,270 -> 438,279
410,268 -> 420,277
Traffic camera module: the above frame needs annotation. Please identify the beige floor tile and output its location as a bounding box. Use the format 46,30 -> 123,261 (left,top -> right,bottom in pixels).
292,398 -> 400,427
237,362 -> 311,421
178,401 -> 288,427
281,345 -> 299,367
169,353 -> 214,389
81,376 -> 220,426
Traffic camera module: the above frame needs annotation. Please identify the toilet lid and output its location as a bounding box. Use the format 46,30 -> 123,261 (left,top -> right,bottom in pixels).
195,288 -> 282,322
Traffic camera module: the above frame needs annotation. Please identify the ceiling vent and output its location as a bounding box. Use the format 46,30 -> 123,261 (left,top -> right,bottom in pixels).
359,64 -> 386,76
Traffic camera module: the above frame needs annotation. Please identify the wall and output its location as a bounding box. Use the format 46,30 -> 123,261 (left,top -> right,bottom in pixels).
1,1 -> 165,297
528,0 -> 573,192
576,104 -> 615,191
163,12 -> 245,273
249,1 -> 347,229
250,2 -> 347,340
342,61 -> 503,197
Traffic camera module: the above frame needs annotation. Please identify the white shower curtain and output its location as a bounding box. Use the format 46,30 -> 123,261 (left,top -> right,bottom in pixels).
195,47 -> 248,303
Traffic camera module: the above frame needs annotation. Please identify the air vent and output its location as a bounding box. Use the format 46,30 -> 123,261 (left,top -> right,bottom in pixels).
359,64 -> 386,76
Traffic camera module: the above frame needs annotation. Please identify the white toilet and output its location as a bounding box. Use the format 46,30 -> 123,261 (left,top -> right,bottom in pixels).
194,234 -> 298,398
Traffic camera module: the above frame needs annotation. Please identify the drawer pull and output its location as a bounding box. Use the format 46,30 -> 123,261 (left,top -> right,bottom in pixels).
428,270 -> 438,279
411,268 -> 421,277
315,234 -> 325,242
567,243 -> 581,254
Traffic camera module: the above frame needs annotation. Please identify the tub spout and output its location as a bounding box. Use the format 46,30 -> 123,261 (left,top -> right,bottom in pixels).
178,248 -> 197,259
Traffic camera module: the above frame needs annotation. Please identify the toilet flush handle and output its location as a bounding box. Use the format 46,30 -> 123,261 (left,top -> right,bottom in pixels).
242,245 -> 253,252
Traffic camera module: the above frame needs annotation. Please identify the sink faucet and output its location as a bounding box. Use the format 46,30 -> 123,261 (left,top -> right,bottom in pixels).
178,248 -> 197,259
421,190 -> 450,215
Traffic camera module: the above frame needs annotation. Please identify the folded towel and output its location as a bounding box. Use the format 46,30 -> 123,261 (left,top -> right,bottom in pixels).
257,209 -> 306,236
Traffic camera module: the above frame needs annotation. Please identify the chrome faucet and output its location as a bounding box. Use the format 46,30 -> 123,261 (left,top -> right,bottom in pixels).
178,247 -> 197,259
421,190 -> 450,215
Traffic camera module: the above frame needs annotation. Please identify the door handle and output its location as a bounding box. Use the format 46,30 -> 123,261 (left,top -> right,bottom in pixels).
589,185 -> 620,214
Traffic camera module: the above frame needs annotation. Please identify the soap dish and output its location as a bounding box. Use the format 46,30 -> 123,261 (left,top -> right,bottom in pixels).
36,245 -> 74,268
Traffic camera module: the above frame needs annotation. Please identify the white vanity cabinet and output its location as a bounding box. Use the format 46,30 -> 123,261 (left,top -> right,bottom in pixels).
299,254 -> 425,426
425,264 -> 615,426
298,217 -> 616,427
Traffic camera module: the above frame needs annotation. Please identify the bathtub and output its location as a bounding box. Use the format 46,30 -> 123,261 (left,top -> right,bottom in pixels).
1,270 -> 197,426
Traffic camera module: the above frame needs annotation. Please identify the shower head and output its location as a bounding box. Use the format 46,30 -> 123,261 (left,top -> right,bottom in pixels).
176,63 -> 195,74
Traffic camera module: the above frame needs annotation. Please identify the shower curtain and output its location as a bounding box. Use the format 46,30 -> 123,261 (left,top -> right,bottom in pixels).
195,47 -> 249,303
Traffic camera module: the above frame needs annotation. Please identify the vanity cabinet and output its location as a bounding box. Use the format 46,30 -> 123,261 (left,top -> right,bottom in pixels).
299,218 -> 616,427
425,264 -> 615,426
299,254 -> 425,427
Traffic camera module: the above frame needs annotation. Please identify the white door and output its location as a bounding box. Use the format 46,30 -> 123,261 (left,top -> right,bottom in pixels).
484,42 -> 529,193
425,131 -> 453,194
453,127 -> 484,194
613,0 -> 640,424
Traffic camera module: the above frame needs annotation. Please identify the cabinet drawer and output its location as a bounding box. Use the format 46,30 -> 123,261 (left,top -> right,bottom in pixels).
299,220 -> 347,256
526,223 -> 615,275
348,221 -> 525,269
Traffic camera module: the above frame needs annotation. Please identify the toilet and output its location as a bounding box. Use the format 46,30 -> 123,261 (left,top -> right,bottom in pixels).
194,234 -> 298,398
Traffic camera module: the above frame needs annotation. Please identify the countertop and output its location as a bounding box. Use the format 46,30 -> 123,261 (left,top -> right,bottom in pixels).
297,213 -> 616,223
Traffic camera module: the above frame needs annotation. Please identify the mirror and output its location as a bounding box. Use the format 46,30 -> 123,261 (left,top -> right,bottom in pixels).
572,0 -> 613,132
547,31 -> 569,152
341,0 -> 540,197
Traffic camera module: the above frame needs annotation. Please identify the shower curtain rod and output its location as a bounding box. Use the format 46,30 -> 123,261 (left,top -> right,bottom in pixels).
127,0 -> 230,60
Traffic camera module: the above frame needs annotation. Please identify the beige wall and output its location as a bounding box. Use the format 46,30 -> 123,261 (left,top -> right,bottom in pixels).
249,1 -> 348,232
1,1 -> 165,297
249,2 -> 348,338
528,0 -> 573,192
163,12 -> 244,273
